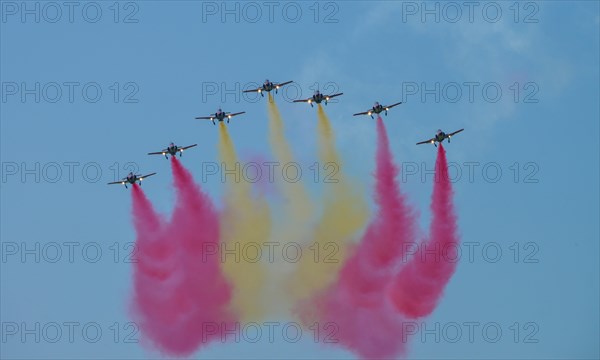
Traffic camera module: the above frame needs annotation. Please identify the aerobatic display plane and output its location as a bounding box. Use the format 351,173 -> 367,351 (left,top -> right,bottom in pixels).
293,90 -> 343,107
243,79 -> 293,97
353,101 -> 403,119
107,172 -> 157,188
195,108 -> 246,125
148,142 -> 197,159
416,129 -> 464,147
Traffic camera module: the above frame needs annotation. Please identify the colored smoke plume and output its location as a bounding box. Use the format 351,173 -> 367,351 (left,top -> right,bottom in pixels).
218,122 -> 271,321
389,144 -> 460,319
130,158 -> 234,356
296,117 -> 415,359
290,105 -> 369,302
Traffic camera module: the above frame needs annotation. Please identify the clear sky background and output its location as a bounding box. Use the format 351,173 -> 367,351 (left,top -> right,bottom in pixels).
1,1 -> 599,359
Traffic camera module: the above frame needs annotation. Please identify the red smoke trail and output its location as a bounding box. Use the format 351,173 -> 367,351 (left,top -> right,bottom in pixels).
131,159 -> 234,356
389,144 -> 459,318
131,185 -> 173,282
299,117 -> 416,359
362,117 -> 418,269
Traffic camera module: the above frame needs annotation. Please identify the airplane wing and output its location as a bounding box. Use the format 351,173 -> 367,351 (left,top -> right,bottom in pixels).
325,93 -> 343,100
242,88 -> 261,93
293,98 -> 311,103
195,115 -> 215,120
227,112 -> 246,118
385,102 -> 403,109
416,138 -> 435,145
180,144 -> 198,151
353,110 -> 370,116
448,128 -> 464,137
139,173 -> 157,180
275,81 -> 293,87
147,150 -> 167,155
107,180 -> 125,185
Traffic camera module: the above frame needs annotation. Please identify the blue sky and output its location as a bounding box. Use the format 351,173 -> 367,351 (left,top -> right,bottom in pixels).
1,1 -> 599,358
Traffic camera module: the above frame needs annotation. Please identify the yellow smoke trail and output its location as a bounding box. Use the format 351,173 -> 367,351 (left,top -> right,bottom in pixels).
289,104 -> 369,302
266,95 -> 315,312
267,94 -> 313,223
218,122 -> 271,322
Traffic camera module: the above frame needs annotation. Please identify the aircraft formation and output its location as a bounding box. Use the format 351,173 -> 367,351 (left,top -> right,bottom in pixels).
108,79 -> 464,188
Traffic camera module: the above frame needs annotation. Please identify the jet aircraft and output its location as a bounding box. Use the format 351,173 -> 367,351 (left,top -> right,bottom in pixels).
293,90 -> 343,107
353,101 -> 403,118
148,143 -> 197,159
416,129 -> 464,147
108,172 -> 157,188
195,108 -> 246,125
243,79 -> 293,97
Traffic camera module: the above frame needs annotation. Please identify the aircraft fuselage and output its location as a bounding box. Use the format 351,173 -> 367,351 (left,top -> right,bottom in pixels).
122,175 -> 141,188
312,94 -> 326,103
212,112 -> 232,123
167,146 -> 179,156
365,105 -> 387,118
262,82 -> 276,92
372,105 -> 385,114
435,132 -> 447,142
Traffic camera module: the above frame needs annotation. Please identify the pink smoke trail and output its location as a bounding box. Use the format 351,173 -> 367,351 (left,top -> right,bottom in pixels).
131,159 -> 234,356
298,117 -> 416,359
389,144 -> 460,319
131,184 -> 175,290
